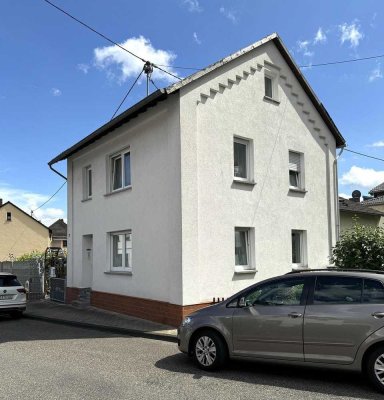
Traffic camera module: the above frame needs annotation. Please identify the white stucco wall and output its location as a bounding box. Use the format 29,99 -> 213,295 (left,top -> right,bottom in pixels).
179,41 -> 338,305
67,95 -> 183,305
67,40 -> 340,308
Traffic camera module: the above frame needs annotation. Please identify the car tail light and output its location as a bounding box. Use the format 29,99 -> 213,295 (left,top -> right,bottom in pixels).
17,288 -> 26,293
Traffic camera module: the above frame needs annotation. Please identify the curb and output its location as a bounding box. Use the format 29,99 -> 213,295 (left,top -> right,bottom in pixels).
24,313 -> 178,343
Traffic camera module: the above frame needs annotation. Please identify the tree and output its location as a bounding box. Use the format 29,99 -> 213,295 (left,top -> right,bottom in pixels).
331,221 -> 384,270
16,250 -> 44,262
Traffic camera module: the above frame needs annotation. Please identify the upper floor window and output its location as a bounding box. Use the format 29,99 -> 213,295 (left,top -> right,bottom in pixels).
264,76 -> 273,98
289,151 -> 304,190
264,69 -> 278,102
111,149 -> 131,192
83,165 -> 92,200
6,212 -> 11,221
234,137 -> 253,182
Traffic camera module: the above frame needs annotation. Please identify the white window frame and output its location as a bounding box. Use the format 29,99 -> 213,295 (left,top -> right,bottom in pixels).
110,230 -> 132,272
291,230 -> 307,269
109,148 -> 131,193
83,165 -> 92,200
264,69 -> 279,101
233,136 -> 253,182
289,150 -> 304,190
234,227 -> 255,273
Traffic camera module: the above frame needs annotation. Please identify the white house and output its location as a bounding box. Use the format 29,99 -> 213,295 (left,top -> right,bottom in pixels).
49,33 -> 346,326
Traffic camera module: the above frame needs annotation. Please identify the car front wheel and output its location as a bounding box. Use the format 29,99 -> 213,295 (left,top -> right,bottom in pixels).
366,347 -> 384,393
192,330 -> 227,371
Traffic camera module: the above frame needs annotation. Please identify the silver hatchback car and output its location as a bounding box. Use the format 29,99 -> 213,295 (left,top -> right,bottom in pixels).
178,269 -> 384,393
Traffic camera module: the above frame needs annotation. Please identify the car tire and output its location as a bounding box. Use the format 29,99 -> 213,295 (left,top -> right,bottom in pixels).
10,311 -> 23,319
192,330 -> 227,371
366,346 -> 384,393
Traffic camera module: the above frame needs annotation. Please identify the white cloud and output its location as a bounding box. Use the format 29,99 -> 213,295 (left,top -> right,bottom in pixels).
339,193 -> 350,199
77,63 -> 90,74
219,7 -> 238,24
339,22 -> 364,48
183,0 -> 202,12
340,166 -> 384,188
51,88 -> 62,97
368,141 -> 384,147
297,40 -> 314,57
0,185 -> 66,227
94,36 -> 178,84
314,27 -> 326,44
370,12 -> 378,28
193,32 -> 201,45
369,63 -> 383,82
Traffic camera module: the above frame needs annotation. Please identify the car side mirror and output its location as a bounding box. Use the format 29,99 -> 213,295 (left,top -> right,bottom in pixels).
239,297 -> 246,307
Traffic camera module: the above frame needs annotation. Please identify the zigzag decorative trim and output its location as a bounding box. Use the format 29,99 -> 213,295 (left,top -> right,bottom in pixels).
196,61 -> 324,141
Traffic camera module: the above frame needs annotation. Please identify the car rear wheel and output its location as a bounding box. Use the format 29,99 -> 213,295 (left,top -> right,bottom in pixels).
192,330 -> 227,371
366,347 -> 384,393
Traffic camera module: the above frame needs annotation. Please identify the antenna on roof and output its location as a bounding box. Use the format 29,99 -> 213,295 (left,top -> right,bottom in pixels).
143,61 -> 154,96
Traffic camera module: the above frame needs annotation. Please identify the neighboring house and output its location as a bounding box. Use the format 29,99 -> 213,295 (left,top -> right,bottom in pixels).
362,182 -> 384,213
49,219 -> 68,249
0,199 -> 51,261
339,196 -> 384,233
49,33 -> 346,326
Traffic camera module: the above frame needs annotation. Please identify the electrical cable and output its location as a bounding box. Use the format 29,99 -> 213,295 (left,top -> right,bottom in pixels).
42,0 -> 181,81
150,78 -> 159,90
299,54 -> 384,69
30,181 -> 67,214
110,69 -> 144,120
344,148 -> 384,162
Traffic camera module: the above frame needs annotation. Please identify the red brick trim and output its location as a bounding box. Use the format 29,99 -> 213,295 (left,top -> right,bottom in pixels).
65,287 -> 81,304
91,290 -> 212,327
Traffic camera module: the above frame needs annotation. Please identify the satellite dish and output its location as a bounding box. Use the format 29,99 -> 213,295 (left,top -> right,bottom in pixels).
352,190 -> 361,199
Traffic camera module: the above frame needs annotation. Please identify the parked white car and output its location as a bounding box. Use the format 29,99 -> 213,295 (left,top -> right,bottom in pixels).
0,273 -> 26,318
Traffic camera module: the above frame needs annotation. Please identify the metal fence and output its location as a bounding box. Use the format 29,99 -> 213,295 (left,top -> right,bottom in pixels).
0,260 -> 44,300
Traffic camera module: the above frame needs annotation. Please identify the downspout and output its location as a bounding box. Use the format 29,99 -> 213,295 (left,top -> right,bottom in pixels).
49,162 -> 67,181
334,145 -> 346,243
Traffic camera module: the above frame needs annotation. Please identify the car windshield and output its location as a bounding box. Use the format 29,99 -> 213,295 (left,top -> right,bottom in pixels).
0,276 -> 22,287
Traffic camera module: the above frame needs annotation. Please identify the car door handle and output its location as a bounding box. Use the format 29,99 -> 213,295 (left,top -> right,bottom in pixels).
288,312 -> 303,318
372,312 -> 384,319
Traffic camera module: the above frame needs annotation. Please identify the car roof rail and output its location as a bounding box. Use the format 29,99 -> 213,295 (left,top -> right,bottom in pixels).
286,267 -> 384,275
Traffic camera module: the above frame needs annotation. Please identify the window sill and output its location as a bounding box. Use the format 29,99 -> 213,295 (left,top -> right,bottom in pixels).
234,268 -> 257,275
104,186 -> 132,197
81,197 -> 92,203
289,187 -> 307,194
263,96 -> 280,105
291,265 -> 308,271
233,179 -> 256,186
104,271 -> 132,276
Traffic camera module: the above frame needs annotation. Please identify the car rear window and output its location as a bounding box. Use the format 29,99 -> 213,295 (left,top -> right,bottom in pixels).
0,276 -> 22,287
314,276 -> 362,304
363,279 -> 384,304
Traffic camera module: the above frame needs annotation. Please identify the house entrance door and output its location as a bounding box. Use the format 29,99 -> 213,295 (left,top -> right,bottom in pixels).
82,235 -> 93,288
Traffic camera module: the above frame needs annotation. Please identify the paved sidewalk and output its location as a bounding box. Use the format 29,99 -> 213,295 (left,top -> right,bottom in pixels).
24,300 -> 177,342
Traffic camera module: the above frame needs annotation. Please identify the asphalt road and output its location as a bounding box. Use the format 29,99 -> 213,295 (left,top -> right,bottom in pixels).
0,317 -> 380,400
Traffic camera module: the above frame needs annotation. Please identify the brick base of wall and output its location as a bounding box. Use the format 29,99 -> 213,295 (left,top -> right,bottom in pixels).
66,287 -> 212,327
65,287 -> 81,304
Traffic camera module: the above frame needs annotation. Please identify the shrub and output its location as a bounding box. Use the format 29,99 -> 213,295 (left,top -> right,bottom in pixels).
331,222 -> 384,270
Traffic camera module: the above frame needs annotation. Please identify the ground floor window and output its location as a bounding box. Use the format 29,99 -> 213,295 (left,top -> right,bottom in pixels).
291,230 -> 307,268
110,231 -> 132,271
235,227 -> 255,272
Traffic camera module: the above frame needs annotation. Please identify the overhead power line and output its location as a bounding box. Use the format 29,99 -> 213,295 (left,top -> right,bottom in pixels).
31,181 -> 67,215
344,148 -> 384,162
300,54 -> 384,69
42,0 -> 181,81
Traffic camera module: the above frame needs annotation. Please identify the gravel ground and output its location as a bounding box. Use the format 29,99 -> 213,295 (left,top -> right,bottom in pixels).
0,317 -> 379,400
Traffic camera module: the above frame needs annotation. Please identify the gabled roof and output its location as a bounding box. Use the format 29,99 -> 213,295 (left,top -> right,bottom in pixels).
49,33 -> 345,166
49,219 -> 67,237
0,201 -> 51,232
369,182 -> 384,195
339,197 -> 384,216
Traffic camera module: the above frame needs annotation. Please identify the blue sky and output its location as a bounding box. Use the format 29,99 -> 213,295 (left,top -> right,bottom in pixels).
1,0 -> 383,225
